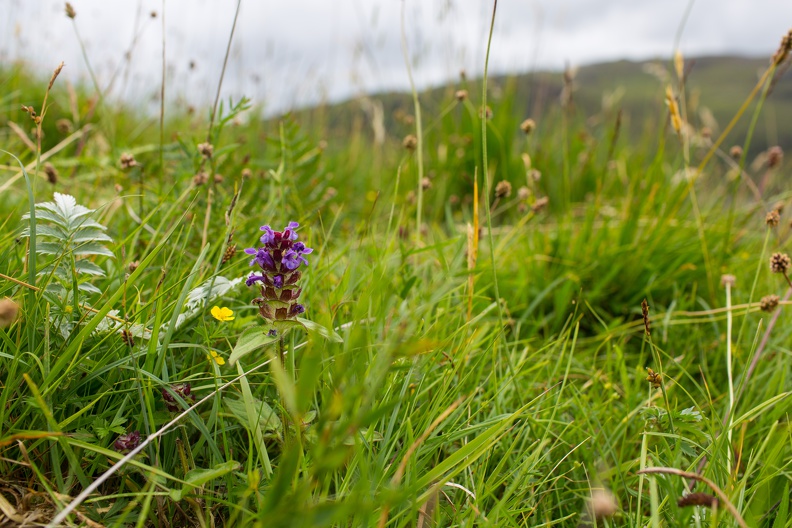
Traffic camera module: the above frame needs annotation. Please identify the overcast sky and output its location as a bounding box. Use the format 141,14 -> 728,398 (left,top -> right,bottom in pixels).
2,0 -> 791,114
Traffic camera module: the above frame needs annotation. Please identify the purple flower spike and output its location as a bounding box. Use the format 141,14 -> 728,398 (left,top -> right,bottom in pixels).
245,220 -> 313,322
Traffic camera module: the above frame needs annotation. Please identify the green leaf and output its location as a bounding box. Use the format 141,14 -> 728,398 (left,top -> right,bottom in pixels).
169,460 -> 241,501
772,483 -> 788,528
224,396 -> 282,434
229,326 -> 277,365
296,318 -> 343,343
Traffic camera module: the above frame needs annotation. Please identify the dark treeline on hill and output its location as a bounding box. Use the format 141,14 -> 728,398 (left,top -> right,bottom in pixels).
290,55 -> 792,158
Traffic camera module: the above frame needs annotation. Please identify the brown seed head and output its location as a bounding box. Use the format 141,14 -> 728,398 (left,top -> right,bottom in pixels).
766,210 -> 781,227
222,244 -> 237,265
455,89 -> 468,102
150,10 -> 157,18
517,186 -> 531,201
120,153 -> 137,170
529,169 -> 542,181
65,2 -> 76,18
772,28 -> 792,66
193,171 -> 209,186
531,196 -> 549,213
589,489 -> 618,519
43,163 -> 58,184
767,146 -> 783,169
760,294 -> 780,312
402,134 -> 418,151
421,177 -> 432,191
48,62 -> 65,91
121,329 -> 135,347
495,180 -> 512,199
520,118 -> 536,135
56,118 -> 73,134
770,252 -> 791,274
241,168 -> 252,179
128,261 -> 140,274
0,298 -> 20,328
729,145 -> 743,159
641,298 -> 651,336
646,367 -> 662,388
677,492 -> 718,508
773,201 -> 785,214
479,106 -> 493,120
213,173 -> 224,184
197,142 -> 214,159
720,274 -> 736,287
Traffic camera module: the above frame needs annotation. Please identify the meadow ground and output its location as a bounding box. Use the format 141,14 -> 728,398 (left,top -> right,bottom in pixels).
0,12 -> 791,528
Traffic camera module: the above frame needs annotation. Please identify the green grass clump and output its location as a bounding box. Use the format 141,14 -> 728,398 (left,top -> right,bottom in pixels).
0,17 -> 791,528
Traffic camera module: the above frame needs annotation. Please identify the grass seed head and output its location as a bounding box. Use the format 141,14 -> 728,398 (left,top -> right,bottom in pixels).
65,2 -> 76,18
641,298 -> 651,336
531,196 -> 549,213
222,244 -> 237,265
517,186 -> 531,200
193,171 -> 209,186
760,294 -> 780,312
402,134 -> 417,151
766,210 -> 781,227
421,177 -> 432,191
241,168 -> 252,179
772,28 -> 792,66
729,145 -> 743,159
455,89 -> 468,102
56,118 -> 73,134
0,298 -> 19,328
770,252 -> 790,274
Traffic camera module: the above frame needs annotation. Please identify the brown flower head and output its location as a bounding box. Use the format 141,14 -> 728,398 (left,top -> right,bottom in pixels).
517,186 -> 531,200
114,431 -> 142,452
0,298 -> 20,328
645,367 -> 662,388
193,171 -> 209,186
43,163 -> 59,185
520,118 -> 536,135
402,134 -> 418,151
767,146 -> 783,169
495,180 -> 512,199
760,294 -> 780,312
531,196 -> 549,213
120,153 -> 137,170
766,210 -> 781,227
421,177 -> 432,191
197,142 -> 214,159
720,274 -> 736,287
455,89 -> 468,102
589,489 -> 618,519
770,252 -> 791,274
641,298 -> 651,336
65,2 -> 76,18
729,145 -> 743,159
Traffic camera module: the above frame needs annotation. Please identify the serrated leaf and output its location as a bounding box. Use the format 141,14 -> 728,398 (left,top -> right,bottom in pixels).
73,242 -> 114,258
169,460 -> 241,501
73,231 -> 113,244
229,326 -> 277,365
74,260 -> 106,276
78,283 -> 102,295
224,397 -> 281,434
296,318 -> 343,343
23,209 -> 68,228
36,242 -> 63,255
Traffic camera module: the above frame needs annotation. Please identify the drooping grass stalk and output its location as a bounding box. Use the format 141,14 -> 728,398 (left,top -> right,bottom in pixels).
399,0 -> 425,242
207,0 -> 242,141
481,0 -> 503,325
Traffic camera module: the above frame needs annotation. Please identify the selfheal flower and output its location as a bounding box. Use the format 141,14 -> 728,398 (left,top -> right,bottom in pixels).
161,383 -> 195,412
244,221 -> 313,323
114,431 -> 142,452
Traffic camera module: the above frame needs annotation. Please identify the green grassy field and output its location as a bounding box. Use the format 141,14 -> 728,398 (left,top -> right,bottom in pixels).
1,19 -> 791,528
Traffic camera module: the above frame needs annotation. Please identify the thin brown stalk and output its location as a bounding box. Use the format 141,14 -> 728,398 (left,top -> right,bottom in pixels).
637,467 -> 747,528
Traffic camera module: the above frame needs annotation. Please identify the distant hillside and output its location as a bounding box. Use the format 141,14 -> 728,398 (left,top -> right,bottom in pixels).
289,55 -> 792,156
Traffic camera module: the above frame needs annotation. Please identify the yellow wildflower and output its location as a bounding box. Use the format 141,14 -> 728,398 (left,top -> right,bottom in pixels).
211,306 -> 234,322
209,350 -> 226,366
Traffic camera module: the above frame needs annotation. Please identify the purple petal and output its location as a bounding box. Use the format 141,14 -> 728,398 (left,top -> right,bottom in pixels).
273,275 -> 284,289
246,273 -> 266,287
244,247 -> 257,255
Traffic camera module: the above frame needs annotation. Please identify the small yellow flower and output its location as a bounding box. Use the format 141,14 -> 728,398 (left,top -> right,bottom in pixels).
211,305 -> 235,322
209,350 -> 226,366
